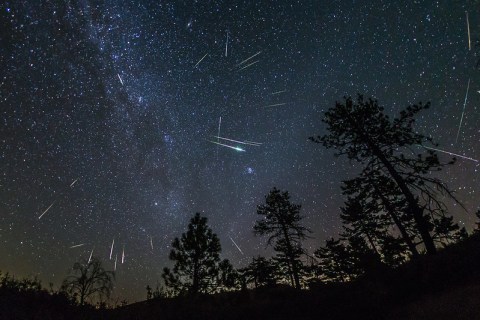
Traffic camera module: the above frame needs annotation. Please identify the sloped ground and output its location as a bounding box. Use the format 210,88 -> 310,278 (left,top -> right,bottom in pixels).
111,233 -> 480,320
2,233 -> 480,319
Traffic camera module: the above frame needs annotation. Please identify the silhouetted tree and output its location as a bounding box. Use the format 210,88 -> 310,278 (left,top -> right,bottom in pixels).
273,238 -> 306,285
146,283 -> 172,299
217,259 -> 239,291
61,257 -> 114,306
162,213 -> 222,296
342,168 -> 420,259
340,197 -> 383,257
314,238 -> 359,282
240,256 -> 279,288
432,215 -> 468,247
475,210 -> 480,232
311,95 -> 462,255
254,188 -> 310,289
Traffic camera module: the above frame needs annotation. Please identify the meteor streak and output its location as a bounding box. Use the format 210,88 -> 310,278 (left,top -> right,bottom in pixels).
419,145 -> 478,163
272,90 -> 287,95
207,140 -> 245,152
69,243 -> 85,249
225,31 -> 229,57
114,254 -> 118,271
217,117 -> 222,141
466,11 -> 471,50
194,53 -> 208,68
38,201 -> 56,220
237,60 -> 259,71
150,236 -> 154,250
229,236 -> 244,255
88,248 -> 94,263
236,51 -> 262,66
264,102 -> 286,108
70,178 -> 78,187
456,78 -> 470,143
212,136 -> 262,146
117,74 -> 124,86
109,238 -> 115,260
216,116 -> 222,159
122,245 -> 125,264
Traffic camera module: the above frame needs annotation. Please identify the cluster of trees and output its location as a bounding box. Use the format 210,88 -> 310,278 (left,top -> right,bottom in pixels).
0,259 -> 115,307
7,94 -> 472,305
151,95 -> 474,297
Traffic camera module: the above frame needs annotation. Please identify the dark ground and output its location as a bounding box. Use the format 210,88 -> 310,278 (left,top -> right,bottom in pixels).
3,233 -> 480,320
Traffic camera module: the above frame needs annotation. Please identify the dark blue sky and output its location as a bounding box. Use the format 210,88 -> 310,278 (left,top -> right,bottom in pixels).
1,0 -> 479,301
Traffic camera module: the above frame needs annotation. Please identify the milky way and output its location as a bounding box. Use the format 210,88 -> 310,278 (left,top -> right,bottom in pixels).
1,1 -> 479,301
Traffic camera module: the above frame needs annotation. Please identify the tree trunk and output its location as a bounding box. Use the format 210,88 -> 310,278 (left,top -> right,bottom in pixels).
372,184 -> 420,257
364,231 -> 381,258
281,226 -> 301,289
373,150 -> 436,254
347,112 -> 436,254
192,259 -> 199,295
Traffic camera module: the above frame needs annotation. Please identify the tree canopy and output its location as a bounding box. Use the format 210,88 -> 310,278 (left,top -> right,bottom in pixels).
61,257 -> 115,306
162,212 -> 230,295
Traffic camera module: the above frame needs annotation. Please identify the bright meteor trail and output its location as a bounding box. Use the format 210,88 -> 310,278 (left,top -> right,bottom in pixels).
466,11 -> 471,50
420,145 -> 479,163
229,236 -> 244,255
455,78 -> 470,143
207,140 -> 246,152
212,136 -> 262,146
236,51 -> 262,66
109,238 -> 115,260
70,178 -> 78,187
88,247 -> 94,263
38,201 -> 56,220
194,53 -> 208,68
237,60 -> 259,71
69,243 -> 85,249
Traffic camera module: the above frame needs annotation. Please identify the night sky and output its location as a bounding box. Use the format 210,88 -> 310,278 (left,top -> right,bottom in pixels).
1,1 -> 479,301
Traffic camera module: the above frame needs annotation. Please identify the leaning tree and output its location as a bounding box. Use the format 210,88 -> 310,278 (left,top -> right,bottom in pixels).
310,95 -> 463,254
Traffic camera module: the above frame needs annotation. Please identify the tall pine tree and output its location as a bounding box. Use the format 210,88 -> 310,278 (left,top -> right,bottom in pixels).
162,213 -> 228,295
254,188 -> 310,289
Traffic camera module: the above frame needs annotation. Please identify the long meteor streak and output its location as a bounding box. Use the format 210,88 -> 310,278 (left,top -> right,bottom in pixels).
69,243 -> 85,249
225,32 -> 229,57
216,116 -> 222,159
114,254 -> 118,271
229,236 -> 244,255
122,246 -> 125,264
237,60 -> 259,71
264,102 -> 286,108
109,238 -> 115,260
117,74 -> 124,85
150,236 -> 154,250
456,78 -> 470,143
236,51 -> 262,66
38,201 -> 56,219
207,140 -> 245,152
466,11 -> 471,50
272,90 -> 287,95
194,53 -> 208,68
212,135 -> 262,146
420,145 -> 478,163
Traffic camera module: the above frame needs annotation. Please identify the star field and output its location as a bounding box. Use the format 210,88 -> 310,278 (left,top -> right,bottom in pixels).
1,0 -> 479,301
